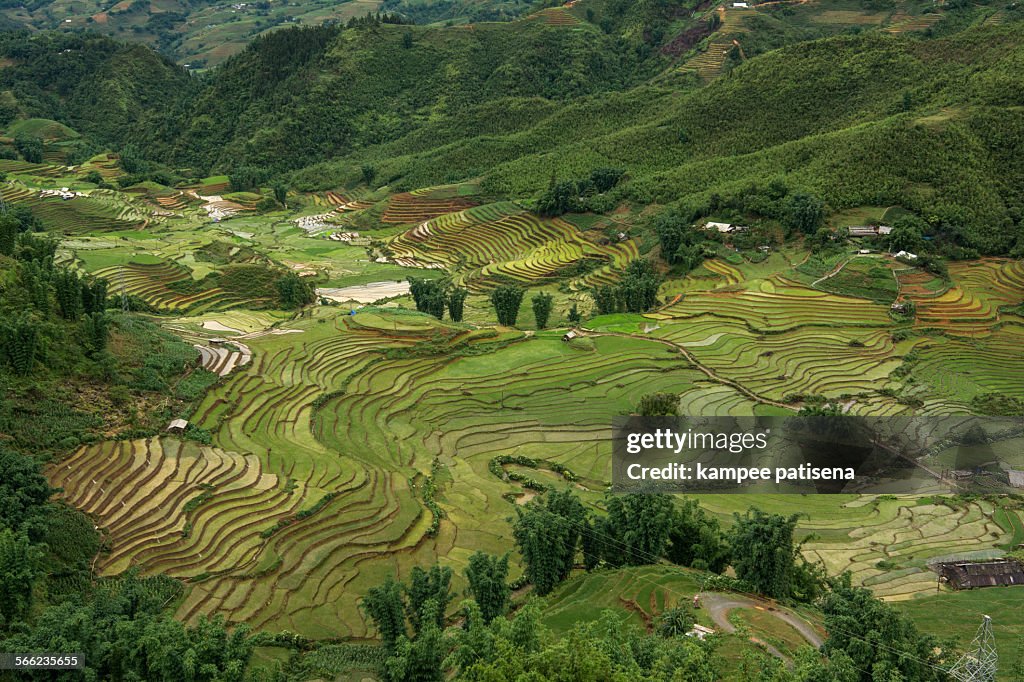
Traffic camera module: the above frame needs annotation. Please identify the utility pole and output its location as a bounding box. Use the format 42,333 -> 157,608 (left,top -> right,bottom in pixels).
949,615 -> 998,682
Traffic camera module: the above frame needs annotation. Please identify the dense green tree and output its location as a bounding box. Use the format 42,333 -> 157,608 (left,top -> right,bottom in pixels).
361,164 -> 377,186
729,509 -> 801,599
666,499 -> 730,573
618,259 -> 662,313
53,268 -> 83,321
228,165 -> 266,192
537,178 -> 581,217
81,312 -> 110,358
592,285 -> 619,315
566,302 -> 581,325
821,585 -> 945,682
599,493 -> 674,567
276,272 -> 315,308
589,167 -> 625,193
446,286 -> 467,322
363,575 -> 408,650
81,277 -> 108,314
785,192 -> 826,234
637,392 -> 678,416
887,215 -> 927,254
512,491 -> 585,596
0,528 -> 43,625
0,314 -> 39,376
445,601 -> 542,679
386,600 -> 445,682
406,564 -> 451,635
408,277 -> 448,319
531,292 -> 553,328
1,570 -> 253,681
544,489 -> 588,580
118,144 -> 148,174
464,552 -> 509,624
14,232 -> 56,264
0,214 -> 17,256
656,605 -> 696,638
13,133 -> 42,164
273,184 -> 288,208
490,285 -> 524,326
654,211 -> 703,265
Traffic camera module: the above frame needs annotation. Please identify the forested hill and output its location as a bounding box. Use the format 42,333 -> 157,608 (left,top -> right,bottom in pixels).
0,31 -> 189,147
1,10 -> 1023,252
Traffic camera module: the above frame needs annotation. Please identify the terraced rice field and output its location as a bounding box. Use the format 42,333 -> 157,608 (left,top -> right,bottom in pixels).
92,260 -> 270,313
46,250 -> 1024,639
380,188 -> 478,225
801,497 -> 1020,601
884,12 -> 943,33
906,259 -> 1024,337
680,6 -> 751,81
47,438 -> 288,578
912,325 -> 1024,408
85,309 -> 704,637
655,275 -> 892,333
650,314 -> 912,402
82,153 -> 124,181
195,341 -> 252,376
3,182 -> 148,233
530,6 -> 580,25
36,166 -> 1023,645
0,158 -> 64,177
386,202 -> 638,290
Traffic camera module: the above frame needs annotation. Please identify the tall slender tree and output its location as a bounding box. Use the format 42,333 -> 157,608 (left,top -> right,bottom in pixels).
490,285 -> 524,326
465,552 -> 510,624
531,292 -> 553,329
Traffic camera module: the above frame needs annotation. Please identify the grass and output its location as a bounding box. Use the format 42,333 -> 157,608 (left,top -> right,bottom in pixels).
896,587 -> 1024,657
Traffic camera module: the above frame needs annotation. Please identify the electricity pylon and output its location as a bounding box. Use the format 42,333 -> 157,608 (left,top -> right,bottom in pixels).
949,615 -> 998,682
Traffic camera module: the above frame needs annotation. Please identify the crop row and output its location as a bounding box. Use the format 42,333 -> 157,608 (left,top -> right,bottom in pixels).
656,276 -> 892,332
380,191 -> 478,225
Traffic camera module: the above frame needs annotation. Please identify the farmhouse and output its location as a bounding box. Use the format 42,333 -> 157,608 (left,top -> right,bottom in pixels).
934,559 -> 1024,590
890,302 -> 911,315
848,225 -> 893,237
563,330 -> 579,342
166,419 -> 189,435
893,250 -> 918,260
703,221 -> 749,234
1009,470 -> 1024,489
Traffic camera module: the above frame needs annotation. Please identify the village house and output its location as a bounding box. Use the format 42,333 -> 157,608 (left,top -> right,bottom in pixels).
935,559 -> 1024,590
848,225 -> 893,237
703,221 -> 749,234
166,419 -> 189,435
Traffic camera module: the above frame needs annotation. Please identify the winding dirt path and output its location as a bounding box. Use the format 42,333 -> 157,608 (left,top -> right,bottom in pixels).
698,591 -> 823,663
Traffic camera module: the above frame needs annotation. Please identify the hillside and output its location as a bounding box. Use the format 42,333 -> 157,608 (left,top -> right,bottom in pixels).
0,4 -> 1023,681
3,8 -> 1021,254
0,0 -> 531,67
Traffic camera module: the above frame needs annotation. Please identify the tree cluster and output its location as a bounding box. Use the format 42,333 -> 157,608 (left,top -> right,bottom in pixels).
537,168 -> 625,217
490,284 -> 524,326
408,277 -> 468,322
592,259 -> 662,315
